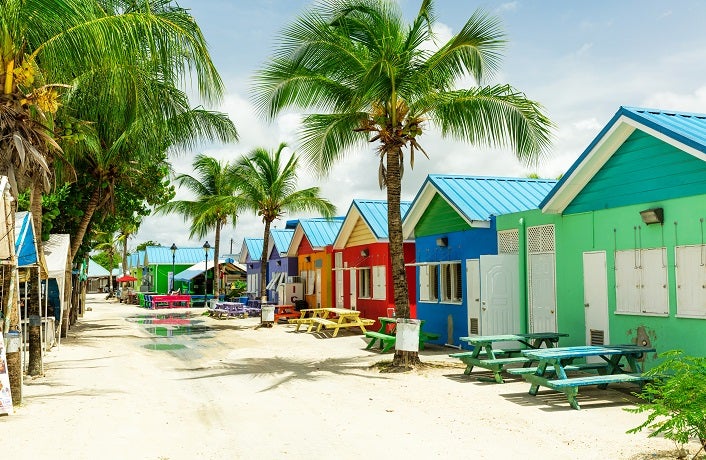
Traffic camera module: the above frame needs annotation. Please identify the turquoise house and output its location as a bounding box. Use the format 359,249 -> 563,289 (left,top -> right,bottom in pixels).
496,106 -> 706,362
402,175 -> 557,347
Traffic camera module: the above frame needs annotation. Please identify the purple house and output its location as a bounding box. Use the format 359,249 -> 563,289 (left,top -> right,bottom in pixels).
266,229 -> 298,303
239,237 -> 264,298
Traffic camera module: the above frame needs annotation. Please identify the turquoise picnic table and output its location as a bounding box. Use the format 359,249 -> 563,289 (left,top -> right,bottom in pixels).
519,344 -> 656,410
451,332 -> 569,383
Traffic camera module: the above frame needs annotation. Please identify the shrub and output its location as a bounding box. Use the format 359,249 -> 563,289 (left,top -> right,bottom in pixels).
627,350 -> 706,459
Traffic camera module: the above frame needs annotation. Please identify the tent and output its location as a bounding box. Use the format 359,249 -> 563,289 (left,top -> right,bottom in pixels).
42,234 -> 71,345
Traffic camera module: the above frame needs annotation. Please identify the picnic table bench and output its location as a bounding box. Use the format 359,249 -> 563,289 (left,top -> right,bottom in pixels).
520,344 -> 655,410
364,317 -> 440,353
453,333 -> 569,383
150,294 -> 191,309
290,308 -> 374,337
274,304 -> 300,322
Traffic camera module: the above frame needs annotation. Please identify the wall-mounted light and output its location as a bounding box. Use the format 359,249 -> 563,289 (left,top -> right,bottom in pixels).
640,207 -> 664,225
360,248 -> 369,257
436,236 -> 448,247
305,255 -> 311,262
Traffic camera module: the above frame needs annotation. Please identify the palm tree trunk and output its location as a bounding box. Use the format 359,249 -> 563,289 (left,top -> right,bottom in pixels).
122,236 -> 128,277
70,185 -> 101,261
29,177 -> 44,241
213,221 -> 221,297
260,219 -> 272,302
385,146 -> 420,366
27,266 -> 43,376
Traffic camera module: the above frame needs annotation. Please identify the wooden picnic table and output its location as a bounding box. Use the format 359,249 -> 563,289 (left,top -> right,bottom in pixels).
289,308 -> 374,337
520,344 -> 656,410
273,304 -> 299,322
365,317 -> 440,353
452,332 -> 569,383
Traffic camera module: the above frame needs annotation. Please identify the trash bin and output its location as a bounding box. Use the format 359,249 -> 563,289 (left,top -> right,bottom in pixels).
6,330 -> 21,353
395,318 -> 421,352
261,304 -> 275,323
208,299 -> 218,310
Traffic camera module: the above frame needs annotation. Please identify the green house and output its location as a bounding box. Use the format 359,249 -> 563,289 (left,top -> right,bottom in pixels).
496,106 -> 706,363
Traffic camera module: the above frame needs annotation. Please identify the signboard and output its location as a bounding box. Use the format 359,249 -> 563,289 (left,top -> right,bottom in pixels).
0,332 -> 14,415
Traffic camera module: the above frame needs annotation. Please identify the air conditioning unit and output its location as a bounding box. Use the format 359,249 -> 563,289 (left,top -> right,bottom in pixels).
277,283 -> 303,305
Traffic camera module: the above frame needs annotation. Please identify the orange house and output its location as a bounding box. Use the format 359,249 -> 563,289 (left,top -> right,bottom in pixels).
287,217 -> 344,308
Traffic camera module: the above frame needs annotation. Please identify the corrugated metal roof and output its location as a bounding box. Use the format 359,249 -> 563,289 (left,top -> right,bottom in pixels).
354,199 -> 412,239
144,246 -> 210,265
244,238 -> 264,261
428,175 -> 558,221
87,259 -> 110,277
270,229 -> 294,253
541,106 -> 706,211
300,217 -> 345,248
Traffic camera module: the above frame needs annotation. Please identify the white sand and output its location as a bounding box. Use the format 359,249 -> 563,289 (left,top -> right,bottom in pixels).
0,294 -> 699,460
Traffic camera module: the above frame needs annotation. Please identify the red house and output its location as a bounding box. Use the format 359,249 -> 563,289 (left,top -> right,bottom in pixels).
332,199 -> 416,328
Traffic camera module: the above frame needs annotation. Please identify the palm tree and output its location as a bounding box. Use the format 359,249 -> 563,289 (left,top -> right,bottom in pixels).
253,0 -> 552,364
155,155 -> 241,296
234,143 -> 335,304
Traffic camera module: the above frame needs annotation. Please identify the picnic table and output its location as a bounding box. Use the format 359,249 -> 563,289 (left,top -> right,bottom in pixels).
289,308 -> 374,337
519,344 -> 656,410
150,294 -> 191,309
364,317 -> 440,353
273,304 -> 299,322
451,332 -> 569,383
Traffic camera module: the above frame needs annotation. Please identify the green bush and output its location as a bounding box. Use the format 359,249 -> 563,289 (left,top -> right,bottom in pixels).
627,350 -> 706,459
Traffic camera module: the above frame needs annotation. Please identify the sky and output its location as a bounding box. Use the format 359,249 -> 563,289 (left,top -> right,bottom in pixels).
134,0 -> 706,255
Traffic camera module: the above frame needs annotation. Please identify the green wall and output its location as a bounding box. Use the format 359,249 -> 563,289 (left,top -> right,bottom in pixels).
415,195 -> 471,237
498,193 -> 706,363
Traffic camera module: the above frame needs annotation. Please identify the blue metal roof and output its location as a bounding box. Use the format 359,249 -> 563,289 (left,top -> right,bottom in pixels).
541,106 -> 706,209
426,175 -> 558,220
270,229 -> 294,254
353,199 -> 412,239
300,217 -> 345,248
244,238 -> 264,261
144,246 -> 210,265
15,212 -> 38,266
87,258 -> 110,277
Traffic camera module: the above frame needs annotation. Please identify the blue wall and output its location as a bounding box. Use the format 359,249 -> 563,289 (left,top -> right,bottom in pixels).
415,219 -> 498,348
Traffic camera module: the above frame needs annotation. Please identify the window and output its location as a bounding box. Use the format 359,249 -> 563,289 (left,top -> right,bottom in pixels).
247,273 -> 259,294
615,248 -> 668,315
675,245 -> 706,318
372,265 -> 386,300
418,264 -> 439,302
441,262 -> 462,302
359,267 -> 371,298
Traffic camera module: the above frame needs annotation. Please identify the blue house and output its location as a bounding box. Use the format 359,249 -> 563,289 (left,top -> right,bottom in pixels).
265,229 -> 298,303
239,238 -> 264,298
402,175 -> 557,348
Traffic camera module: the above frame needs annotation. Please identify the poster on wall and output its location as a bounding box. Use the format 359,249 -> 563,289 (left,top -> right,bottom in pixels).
0,332 -> 14,415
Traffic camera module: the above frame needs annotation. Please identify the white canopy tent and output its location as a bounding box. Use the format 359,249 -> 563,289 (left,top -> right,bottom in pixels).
42,234 -> 71,346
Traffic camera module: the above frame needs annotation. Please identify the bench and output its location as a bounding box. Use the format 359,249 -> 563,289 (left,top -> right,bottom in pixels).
506,362 -> 615,376
365,331 -> 396,353
449,348 -> 524,359
150,295 -> 191,309
454,355 -> 531,383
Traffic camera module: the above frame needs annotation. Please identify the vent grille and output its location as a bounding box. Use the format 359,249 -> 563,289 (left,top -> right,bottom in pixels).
287,276 -> 302,283
589,329 -> 605,346
469,318 -> 479,335
498,229 -> 519,254
527,224 -> 555,253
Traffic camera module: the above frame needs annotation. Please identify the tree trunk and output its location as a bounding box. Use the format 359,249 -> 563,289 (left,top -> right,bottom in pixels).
260,220 -> 272,303
213,221 -> 221,297
28,266 -> 43,375
70,185 -> 101,261
2,203 -> 22,403
29,177 -> 44,241
385,146 -> 420,367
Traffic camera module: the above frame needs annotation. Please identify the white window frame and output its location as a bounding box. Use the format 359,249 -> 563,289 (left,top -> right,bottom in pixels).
418,264 -> 439,302
440,261 -> 462,303
359,267 -> 372,298
372,265 -> 386,300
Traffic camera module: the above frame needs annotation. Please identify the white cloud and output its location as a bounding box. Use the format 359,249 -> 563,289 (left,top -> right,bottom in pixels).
642,86 -> 706,112
495,2 -> 519,13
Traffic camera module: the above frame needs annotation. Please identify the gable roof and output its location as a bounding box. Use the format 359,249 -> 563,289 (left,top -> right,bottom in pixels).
87,259 -> 111,277
403,175 -> 558,238
175,259 -> 246,281
288,217 -> 345,253
268,229 -> 295,258
239,238 -> 264,263
542,106 -> 706,213
144,246 -> 208,265
334,199 -> 412,249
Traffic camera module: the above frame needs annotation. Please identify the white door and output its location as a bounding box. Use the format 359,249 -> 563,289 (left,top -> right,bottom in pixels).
316,269 -> 322,307
528,253 -> 557,333
335,253 -> 344,307
349,268 -> 357,310
583,251 -> 610,349
480,254 -> 519,336
465,259 -> 481,336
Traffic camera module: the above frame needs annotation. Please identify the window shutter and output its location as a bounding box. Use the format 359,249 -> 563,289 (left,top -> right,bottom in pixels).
419,265 -> 430,301
373,265 -> 386,299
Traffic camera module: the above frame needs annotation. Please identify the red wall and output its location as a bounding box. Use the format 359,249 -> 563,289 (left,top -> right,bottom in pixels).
338,242 -> 416,329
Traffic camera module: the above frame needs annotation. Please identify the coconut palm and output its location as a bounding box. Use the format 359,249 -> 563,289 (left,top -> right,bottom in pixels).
155,155 -> 241,296
234,143 -> 335,303
254,0 -> 552,363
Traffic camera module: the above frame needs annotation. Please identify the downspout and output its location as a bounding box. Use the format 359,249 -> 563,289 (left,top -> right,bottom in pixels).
518,218 -> 529,333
